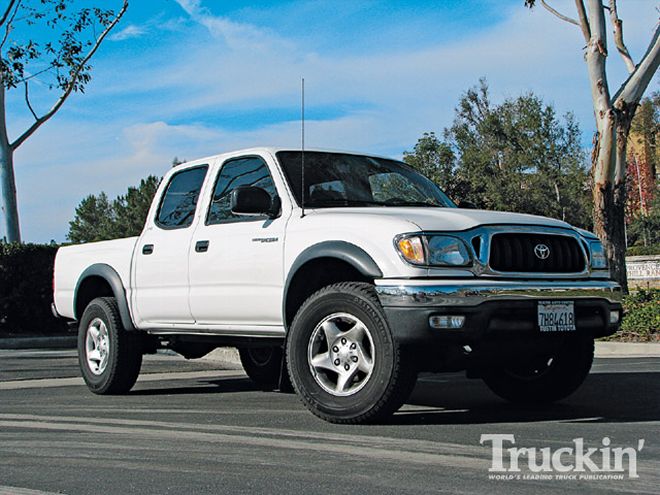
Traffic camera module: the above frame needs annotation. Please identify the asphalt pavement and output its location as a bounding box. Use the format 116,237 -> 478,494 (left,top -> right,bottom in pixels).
0,349 -> 658,495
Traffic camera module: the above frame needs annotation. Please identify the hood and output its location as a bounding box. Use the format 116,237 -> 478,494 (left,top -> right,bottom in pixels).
306,207 -> 574,232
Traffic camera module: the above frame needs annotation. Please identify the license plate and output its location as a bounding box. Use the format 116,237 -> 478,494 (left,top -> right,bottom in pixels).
537,300 -> 576,332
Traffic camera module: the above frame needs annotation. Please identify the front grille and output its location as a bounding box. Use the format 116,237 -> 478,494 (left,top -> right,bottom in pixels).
489,233 -> 586,273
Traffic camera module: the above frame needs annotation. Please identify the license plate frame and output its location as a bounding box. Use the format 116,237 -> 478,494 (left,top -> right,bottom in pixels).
537,300 -> 576,333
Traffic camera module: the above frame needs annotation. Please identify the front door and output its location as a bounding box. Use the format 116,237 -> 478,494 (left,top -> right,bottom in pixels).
188,156 -> 287,326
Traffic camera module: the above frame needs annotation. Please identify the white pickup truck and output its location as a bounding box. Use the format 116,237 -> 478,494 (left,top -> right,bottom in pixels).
53,147 -> 622,423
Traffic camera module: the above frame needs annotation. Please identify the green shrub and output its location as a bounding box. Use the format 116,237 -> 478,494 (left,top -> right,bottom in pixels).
0,243 -> 68,336
626,244 -> 660,257
609,288 -> 660,342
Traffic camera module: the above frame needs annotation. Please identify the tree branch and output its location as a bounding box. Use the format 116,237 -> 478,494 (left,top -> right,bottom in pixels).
0,0 -> 21,51
540,0 -> 580,26
15,63 -> 56,85
0,0 -> 18,28
587,0 -> 615,185
574,0 -> 591,42
10,0 -> 129,150
23,81 -> 37,120
586,0 -> 611,109
608,0 -> 635,73
613,24 -> 660,107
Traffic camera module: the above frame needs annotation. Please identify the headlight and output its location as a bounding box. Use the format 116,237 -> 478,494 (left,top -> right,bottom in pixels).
396,234 -> 471,267
589,241 -> 608,270
396,236 -> 425,264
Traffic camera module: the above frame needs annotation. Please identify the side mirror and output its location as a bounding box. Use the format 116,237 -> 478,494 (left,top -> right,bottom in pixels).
458,200 -> 477,209
231,186 -> 279,218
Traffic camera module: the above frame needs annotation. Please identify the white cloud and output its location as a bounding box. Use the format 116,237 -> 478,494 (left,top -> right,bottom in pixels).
173,0 -> 293,52
109,24 -> 147,41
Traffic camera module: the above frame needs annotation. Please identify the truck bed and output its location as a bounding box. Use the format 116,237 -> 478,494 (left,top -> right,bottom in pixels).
53,237 -> 138,319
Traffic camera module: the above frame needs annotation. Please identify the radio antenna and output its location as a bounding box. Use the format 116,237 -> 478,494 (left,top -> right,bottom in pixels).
300,77 -> 305,218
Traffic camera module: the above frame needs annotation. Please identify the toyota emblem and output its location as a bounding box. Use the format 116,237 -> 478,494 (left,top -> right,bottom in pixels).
534,243 -> 550,260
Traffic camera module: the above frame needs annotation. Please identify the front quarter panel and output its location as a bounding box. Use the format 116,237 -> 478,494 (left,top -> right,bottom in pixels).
283,211 -> 473,279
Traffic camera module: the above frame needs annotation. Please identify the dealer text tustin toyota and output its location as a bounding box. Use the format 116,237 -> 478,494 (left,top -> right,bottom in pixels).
52,148 -> 622,423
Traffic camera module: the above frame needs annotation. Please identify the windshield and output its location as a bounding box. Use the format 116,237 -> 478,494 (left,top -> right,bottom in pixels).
276,151 -> 456,208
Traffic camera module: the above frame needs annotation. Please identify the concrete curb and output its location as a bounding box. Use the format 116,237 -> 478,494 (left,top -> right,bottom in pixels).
594,341 -> 660,358
203,347 -> 242,368
0,336 -> 76,350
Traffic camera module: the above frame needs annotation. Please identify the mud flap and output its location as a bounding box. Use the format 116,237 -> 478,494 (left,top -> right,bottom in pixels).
278,350 -> 294,393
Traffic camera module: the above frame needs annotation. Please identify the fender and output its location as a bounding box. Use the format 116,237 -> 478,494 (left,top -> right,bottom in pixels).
282,241 -> 383,325
74,263 -> 136,331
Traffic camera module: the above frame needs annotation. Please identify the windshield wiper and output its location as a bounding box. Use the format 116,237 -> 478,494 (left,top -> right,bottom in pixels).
305,199 -> 378,207
386,200 -> 441,207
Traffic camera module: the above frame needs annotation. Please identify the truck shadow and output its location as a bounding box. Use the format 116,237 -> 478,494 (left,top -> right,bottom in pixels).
128,363 -> 659,426
392,370 -> 660,425
130,377 -> 260,395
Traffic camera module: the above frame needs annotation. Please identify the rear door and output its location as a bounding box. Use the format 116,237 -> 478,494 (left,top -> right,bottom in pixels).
132,165 -> 208,326
188,155 -> 288,326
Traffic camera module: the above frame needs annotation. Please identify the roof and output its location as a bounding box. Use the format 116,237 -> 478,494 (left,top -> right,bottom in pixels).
174,146 -> 396,167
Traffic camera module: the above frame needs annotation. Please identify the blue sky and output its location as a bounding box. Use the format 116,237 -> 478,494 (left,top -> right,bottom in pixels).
4,0 -> 658,242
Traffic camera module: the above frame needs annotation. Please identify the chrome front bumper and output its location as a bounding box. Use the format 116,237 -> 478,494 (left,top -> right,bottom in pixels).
375,279 -> 623,307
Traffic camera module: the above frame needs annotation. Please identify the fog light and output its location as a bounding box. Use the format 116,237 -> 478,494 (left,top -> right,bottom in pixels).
609,310 -> 621,324
429,315 -> 465,329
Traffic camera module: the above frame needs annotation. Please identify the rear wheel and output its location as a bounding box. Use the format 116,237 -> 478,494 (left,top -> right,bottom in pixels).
238,346 -> 282,390
78,297 -> 142,394
287,282 -> 416,424
482,336 -> 594,404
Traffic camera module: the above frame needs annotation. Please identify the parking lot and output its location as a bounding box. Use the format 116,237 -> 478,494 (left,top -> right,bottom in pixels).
1,349 -> 658,494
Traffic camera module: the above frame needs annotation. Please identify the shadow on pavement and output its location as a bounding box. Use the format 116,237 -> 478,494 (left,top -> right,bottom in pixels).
126,369 -> 659,426
129,377 -> 260,396
393,371 -> 660,425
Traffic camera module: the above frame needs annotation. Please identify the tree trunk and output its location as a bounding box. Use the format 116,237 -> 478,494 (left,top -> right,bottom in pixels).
0,145 -> 19,243
591,110 -> 632,293
0,83 -> 19,243
593,178 -> 628,292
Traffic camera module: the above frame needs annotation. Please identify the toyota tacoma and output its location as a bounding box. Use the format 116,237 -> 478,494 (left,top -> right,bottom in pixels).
52,147 -> 622,423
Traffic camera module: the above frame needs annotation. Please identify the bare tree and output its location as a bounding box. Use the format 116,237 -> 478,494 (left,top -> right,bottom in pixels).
526,0 -> 660,291
0,0 -> 128,243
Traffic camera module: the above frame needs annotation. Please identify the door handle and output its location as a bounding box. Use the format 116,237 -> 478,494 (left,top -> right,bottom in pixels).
195,240 -> 210,253
142,244 -> 154,255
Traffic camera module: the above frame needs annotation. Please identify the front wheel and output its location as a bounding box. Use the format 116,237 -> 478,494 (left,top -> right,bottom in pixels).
78,297 -> 142,394
286,282 -> 416,424
482,336 -> 594,404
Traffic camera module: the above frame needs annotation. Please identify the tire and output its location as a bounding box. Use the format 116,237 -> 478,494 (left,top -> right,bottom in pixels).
238,346 -> 282,390
482,336 -> 594,404
286,282 -> 416,424
77,297 -> 143,395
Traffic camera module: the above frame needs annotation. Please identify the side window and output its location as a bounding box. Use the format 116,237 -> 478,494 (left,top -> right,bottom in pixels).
207,156 -> 278,225
156,166 -> 208,229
